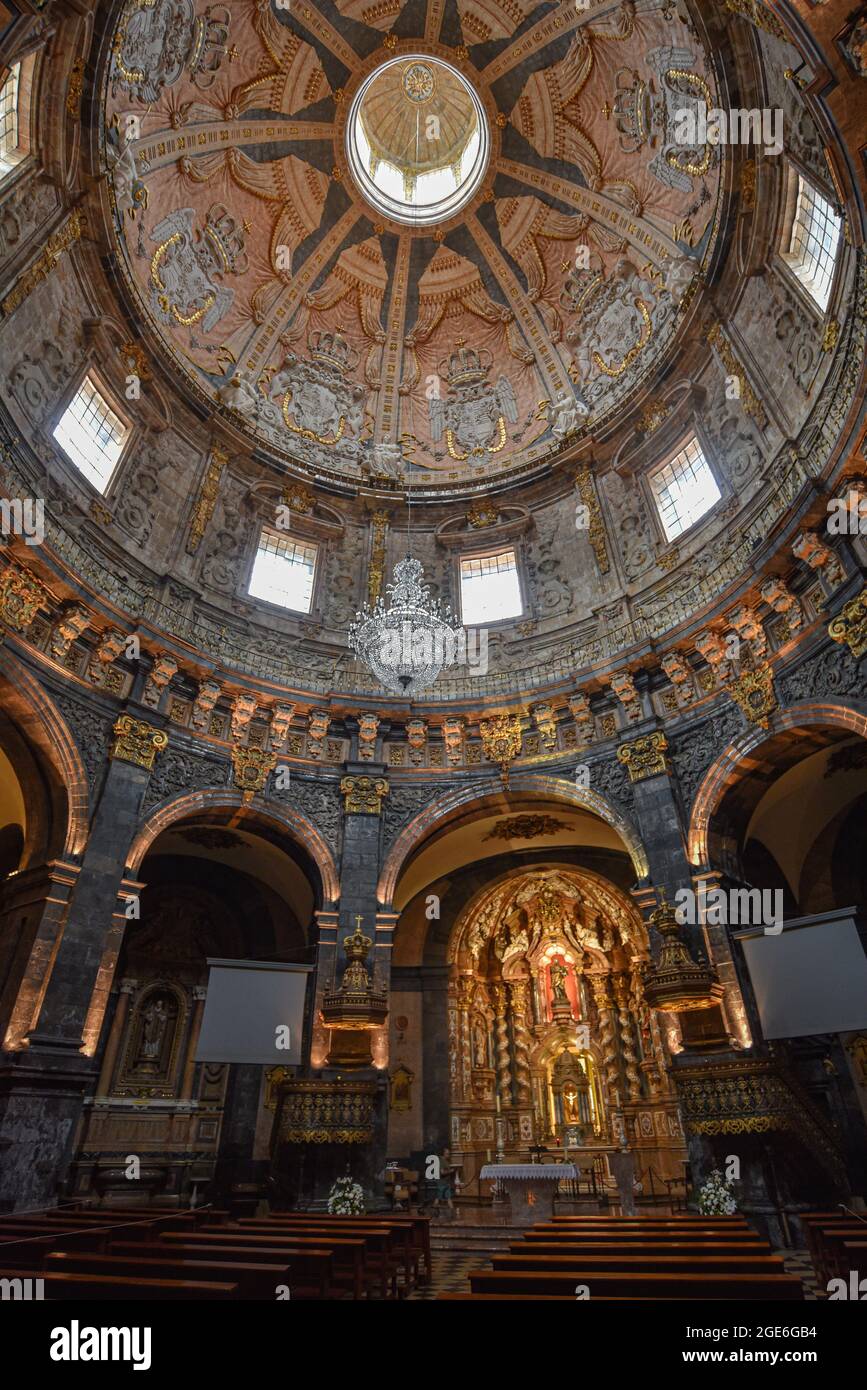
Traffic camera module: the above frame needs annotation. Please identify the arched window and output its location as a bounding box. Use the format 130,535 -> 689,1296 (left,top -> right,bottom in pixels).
649,436 -> 720,541
53,372 -> 130,493
0,56 -> 34,182
779,166 -> 842,313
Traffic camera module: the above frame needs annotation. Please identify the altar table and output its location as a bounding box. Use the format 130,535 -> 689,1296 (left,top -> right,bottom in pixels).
480,1163 -> 577,1224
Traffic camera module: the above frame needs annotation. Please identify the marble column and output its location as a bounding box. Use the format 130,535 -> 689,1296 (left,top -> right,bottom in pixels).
95,978 -> 137,1096
509,980 -> 532,1105
180,985 -> 208,1100
492,983 -> 513,1106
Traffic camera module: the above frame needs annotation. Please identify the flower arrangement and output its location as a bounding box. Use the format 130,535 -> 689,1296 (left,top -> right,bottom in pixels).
327,1175 -> 365,1215
696,1168 -> 738,1216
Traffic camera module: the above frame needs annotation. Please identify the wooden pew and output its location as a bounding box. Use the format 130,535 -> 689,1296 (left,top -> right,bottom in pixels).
490,1252 -> 788,1275
233,1217 -> 417,1293
0,1267 -> 237,1300
801,1222 -> 867,1284
43,1250 -> 297,1301
466,1268 -> 804,1299
242,1213 -> 429,1287
157,1230 -> 369,1301
509,1240 -> 771,1260
522,1227 -> 764,1244
109,1240 -> 333,1300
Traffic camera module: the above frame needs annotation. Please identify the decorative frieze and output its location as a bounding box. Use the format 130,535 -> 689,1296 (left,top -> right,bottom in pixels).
574,466 -> 610,574
110,715 -> 168,771
727,662 -> 777,727
340,774 -> 389,815
479,714 -> 523,785
705,318 -> 767,427
2,208 -> 87,317
88,629 -> 127,685
307,708 -> 331,759
609,671 -> 641,722
367,510 -> 388,605
357,712 -> 380,760
0,563 -> 50,633
50,602 -> 89,661
828,590 -> 867,660
269,702 -> 296,750
186,447 -> 227,555
660,653 -> 694,709
531,702 -> 558,750
230,692 -> 257,742
728,605 -> 767,659
406,716 -> 427,765
792,531 -> 845,589
275,1078 -> 379,1144
231,744 -> 276,798
191,679 -> 221,731
142,654 -> 177,708
442,716 -> 465,766
760,577 -> 803,635
616,731 -> 669,783
567,691 -> 595,745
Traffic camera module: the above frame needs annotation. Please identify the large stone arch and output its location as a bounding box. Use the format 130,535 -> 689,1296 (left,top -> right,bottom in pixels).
0,647 -> 89,862
126,788 -> 340,906
378,773 -> 649,907
687,700 -> 867,868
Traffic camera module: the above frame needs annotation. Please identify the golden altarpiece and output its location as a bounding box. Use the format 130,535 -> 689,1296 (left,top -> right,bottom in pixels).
447,870 -> 686,1189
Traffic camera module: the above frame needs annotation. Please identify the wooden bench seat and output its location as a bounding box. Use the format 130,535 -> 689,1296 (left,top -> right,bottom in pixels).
523,1227 -> 763,1244
0,1267 -> 237,1300
233,1217 -> 417,1293
467,1268 -> 804,1299
109,1240 -> 334,1299
157,1230 -> 370,1300
491,1252 -> 787,1275
509,1241 -> 771,1259
43,1250 -> 298,1301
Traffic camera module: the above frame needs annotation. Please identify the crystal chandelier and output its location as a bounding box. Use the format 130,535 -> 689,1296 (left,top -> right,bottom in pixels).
348,554 -> 464,696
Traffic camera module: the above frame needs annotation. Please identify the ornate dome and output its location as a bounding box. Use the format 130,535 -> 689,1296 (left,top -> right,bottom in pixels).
99,0 -> 722,483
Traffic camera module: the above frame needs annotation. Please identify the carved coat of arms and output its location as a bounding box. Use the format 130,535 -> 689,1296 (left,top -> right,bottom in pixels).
566,258 -> 660,382
268,331 -> 367,447
429,343 -> 517,461
111,0 -> 230,103
149,204 -> 247,334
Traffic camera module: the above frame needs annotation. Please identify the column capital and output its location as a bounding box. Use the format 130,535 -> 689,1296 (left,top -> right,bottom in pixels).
110,715 -> 168,771
339,774 -> 389,814
616,731 -> 669,783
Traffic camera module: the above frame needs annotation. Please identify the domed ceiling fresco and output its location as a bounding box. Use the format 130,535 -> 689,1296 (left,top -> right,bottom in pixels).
101,0 -> 722,486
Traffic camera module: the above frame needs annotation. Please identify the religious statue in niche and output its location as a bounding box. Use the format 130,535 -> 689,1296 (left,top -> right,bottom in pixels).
125,988 -> 180,1083
140,998 -> 169,1062
390,1065 -> 414,1111
472,1016 -> 489,1069
550,957 -> 569,1006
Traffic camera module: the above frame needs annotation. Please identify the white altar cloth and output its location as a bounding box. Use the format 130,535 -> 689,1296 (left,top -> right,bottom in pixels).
480,1163 -> 577,1181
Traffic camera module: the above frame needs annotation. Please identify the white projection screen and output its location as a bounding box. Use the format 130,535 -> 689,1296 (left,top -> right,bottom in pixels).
195,959 -> 312,1064
734,909 -> 867,1039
